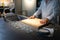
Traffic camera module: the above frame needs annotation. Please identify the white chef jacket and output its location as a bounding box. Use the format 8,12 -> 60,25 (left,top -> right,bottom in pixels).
34,0 -> 60,36
34,0 -> 59,23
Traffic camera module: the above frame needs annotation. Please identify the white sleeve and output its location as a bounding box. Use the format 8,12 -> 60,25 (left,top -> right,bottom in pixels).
46,6 -> 55,21
33,5 -> 42,17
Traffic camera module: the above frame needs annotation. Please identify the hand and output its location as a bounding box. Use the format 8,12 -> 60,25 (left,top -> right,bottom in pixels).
40,18 -> 49,24
29,15 -> 36,19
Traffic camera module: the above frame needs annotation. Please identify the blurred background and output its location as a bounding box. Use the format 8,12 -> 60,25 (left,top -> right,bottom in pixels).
0,0 -> 60,40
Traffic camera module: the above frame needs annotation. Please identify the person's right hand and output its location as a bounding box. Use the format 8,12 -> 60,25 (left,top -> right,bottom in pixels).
29,15 -> 36,19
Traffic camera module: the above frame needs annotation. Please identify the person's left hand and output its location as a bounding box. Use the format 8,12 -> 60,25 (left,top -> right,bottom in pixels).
40,18 -> 49,24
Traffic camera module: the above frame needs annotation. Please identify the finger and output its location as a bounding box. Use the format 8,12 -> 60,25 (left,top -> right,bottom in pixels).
28,17 -> 32,19
40,21 -> 46,24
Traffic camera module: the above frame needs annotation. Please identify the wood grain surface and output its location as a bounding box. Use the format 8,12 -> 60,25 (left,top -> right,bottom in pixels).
21,18 -> 44,28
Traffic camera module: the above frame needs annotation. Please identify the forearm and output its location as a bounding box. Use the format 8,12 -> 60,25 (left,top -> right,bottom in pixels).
46,13 -> 54,21
33,6 -> 42,17
33,12 -> 41,17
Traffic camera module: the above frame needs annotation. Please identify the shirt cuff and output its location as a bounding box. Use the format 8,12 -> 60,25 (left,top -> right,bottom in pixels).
46,16 -> 52,21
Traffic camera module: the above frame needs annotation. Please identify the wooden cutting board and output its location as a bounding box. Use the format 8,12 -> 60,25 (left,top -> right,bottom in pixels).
21,18 -> 44,28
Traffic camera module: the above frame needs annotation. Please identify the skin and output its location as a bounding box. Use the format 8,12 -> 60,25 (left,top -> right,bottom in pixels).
29,15 -> 49,24
29,0 -> 49,24
40,18 -> 49,24
29,15 -> 36,19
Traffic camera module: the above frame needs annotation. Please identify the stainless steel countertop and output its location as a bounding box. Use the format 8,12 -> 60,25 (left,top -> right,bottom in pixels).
0,18 -> 43,40
1,17 -> 59,40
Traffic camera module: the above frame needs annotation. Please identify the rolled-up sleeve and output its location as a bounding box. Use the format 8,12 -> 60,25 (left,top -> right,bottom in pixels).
47,6 -> 55,21
33,5 -> 42,17
47,0 -> 58,21
47,11 -> 54,21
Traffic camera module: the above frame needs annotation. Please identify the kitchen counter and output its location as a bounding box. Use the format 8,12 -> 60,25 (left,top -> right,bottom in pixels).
1,14 -> 60,40
0,17 -> 54,40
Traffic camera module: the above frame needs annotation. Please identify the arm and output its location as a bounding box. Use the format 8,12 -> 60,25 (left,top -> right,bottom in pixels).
40,10 -> 54,24
29,4 -> 42,19
46,0 -> 58,21
47,12 -> 54,21
40,5 -> 55,24
33,4 -> 42,17
46,7 -> 55,23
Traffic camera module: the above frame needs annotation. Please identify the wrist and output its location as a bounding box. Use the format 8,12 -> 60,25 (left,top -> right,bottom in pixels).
33,15 -> 36,18
45,18 -> 49,23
